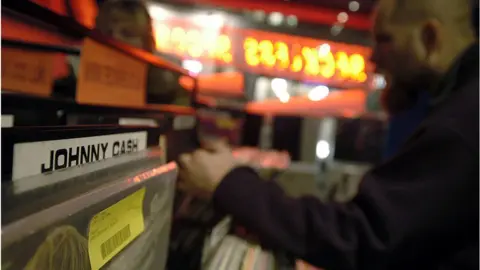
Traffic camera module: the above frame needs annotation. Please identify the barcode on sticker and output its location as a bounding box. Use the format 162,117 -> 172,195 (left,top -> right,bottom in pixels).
100,225 -> 131,259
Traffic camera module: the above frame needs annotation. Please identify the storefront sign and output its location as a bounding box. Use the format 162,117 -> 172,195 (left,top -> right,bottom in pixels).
153,19 -> 372,88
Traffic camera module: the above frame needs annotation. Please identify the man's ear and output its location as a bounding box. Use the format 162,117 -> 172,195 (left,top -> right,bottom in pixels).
421,19 -> 442,64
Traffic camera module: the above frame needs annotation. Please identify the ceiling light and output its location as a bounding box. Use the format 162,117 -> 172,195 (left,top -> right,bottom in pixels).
148,4 -> 170,20
252,10 -> 266,21
271,78 -> 288,92
331,24 -> 344,36
286,15 -> 298,26
316,140 -> 330,159
372,74 -> 387,90
271,78 -> 290,102
194,13 -> 224,28
349,1 -> 360,12
308,85 -> 330,101
279,94 -> 290,103
337,12 -> 349,23
182,60 -> 203,75
268,12 -> 284,26
317,44 -> 331,56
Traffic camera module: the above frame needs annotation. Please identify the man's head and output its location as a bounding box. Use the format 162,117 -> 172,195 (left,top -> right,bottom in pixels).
371,0 -> 476,113
96,0 -> 155,52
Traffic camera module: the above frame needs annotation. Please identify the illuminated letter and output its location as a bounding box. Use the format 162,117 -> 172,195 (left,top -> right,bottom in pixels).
217,35 -> 233,63
244,37 -> 260,66
274,42 -> 290,69
171,27 -> 186,54
318,52 -> 335,79
259,40 -> 276,68
302,47 -> 320,75
349,54 -> 366,80
335,52 -> 351,78
186,29 -> 203,58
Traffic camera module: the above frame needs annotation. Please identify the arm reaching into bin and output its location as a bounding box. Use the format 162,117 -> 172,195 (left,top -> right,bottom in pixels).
178,0 -> 479,268
178,127 -> 478,269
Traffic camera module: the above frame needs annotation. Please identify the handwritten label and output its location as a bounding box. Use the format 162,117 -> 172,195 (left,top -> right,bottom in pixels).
77,38 -> 147,107
88,188 -> 146,270
1,48 -> 54,96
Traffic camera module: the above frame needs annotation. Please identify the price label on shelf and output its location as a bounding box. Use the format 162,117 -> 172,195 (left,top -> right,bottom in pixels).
2,48 -> 54,96
77,38 -> 147,107
88,188 -> 146,270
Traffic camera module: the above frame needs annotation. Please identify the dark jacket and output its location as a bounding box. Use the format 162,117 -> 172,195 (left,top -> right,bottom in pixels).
213,44 -> 479,270
384,92 -> 429,159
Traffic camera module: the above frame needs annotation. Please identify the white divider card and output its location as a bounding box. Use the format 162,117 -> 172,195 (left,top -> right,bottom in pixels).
12,131 -> 148,180
209,217 -> 232,249
76,38 -> 147,107
173,115 -> 196,130
119,118 -> 158,127
1,48 -> 55,96
2,115 -> 15,128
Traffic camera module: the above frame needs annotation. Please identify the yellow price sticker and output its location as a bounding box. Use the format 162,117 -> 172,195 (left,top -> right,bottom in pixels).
216,118 -> 236,130
88,188 -> 146,270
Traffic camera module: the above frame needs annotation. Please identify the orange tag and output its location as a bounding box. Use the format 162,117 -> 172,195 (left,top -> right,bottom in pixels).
1,47 -> 54,96
76,38 -> 147,107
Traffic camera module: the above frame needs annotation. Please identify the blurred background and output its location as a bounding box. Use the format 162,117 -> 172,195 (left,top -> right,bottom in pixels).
2,1 -> 478,270
20,0 -> 389,196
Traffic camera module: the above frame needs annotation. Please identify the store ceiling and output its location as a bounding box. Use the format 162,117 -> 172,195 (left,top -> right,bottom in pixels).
254,0 -> 376,14
164,0 -> 376,14
159,0 -> 374,30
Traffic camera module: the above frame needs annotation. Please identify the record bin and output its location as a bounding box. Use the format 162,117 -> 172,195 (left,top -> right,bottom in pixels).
2,149 -> 177,270
1,1 -> 318,269
2,2 -> 199,270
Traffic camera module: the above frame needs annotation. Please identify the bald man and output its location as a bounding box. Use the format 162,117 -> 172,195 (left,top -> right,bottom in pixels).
177,0 -> 479,269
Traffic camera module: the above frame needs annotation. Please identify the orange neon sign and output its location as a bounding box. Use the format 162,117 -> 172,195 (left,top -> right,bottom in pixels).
240,29 -> 371,87
153,20 -> 372,87
154,21 -> 233,64
243,38 -> 367,81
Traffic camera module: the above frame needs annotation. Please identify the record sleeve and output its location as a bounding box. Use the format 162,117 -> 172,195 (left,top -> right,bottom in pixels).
2,149 -> 176,270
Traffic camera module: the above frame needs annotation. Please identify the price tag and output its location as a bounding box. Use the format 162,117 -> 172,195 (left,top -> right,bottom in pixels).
88,188 -> 146,270
1,47 -> 54,96
77,38 -> 147,107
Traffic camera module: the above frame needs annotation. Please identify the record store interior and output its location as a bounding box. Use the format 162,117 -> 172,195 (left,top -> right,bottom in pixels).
2,0 -> 393,269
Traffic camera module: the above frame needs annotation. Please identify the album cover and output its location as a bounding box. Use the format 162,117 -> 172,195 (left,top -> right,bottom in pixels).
2,159 -> 176,270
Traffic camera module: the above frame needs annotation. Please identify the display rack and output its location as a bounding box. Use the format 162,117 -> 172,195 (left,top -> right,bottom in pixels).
1,1 -> 316,270
2,2 -> 205,270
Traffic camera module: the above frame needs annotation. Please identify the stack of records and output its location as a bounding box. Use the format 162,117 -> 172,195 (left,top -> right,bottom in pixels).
166,194 -> 227,270
205,234 -> 324,270
295,261 -> 323,270
2,149 -> 177,270
203,235 -> 275,270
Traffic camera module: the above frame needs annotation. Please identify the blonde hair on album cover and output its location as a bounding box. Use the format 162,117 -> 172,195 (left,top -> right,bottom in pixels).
25,226 -> 90,270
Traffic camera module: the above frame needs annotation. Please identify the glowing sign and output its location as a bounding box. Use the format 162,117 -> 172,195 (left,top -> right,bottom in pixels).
154,22 -> 233,64
153,20 -> 372,87
240,30 -> 370,86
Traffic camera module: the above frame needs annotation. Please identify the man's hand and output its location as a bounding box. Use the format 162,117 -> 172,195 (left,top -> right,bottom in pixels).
177,140 -> 238,198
